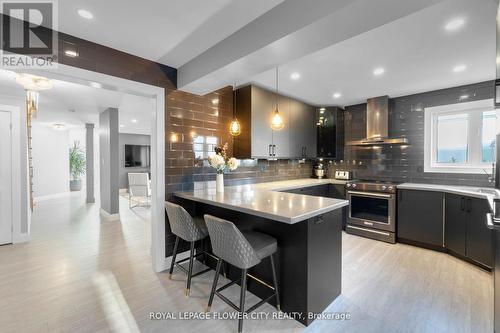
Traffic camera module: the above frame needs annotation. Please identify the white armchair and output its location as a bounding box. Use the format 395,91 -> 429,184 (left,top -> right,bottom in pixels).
128,173 -> 151,208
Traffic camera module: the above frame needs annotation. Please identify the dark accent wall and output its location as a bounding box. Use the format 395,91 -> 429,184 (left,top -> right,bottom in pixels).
166,86 -> 314,254
335,81 -> 495,187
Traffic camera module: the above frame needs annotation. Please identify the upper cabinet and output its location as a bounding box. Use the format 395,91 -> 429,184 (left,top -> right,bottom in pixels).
317,107 -> 344,159
233,85 -> 317,159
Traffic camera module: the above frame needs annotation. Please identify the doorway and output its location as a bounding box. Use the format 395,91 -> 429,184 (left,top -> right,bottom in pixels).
0,109 -> 13,245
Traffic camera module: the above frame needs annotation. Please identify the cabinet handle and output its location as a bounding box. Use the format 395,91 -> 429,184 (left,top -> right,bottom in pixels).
466,198 -> 471,213
269,145 -> 272,156
460,197 -> 465,211
273,145 -> 276,156
304,146 -> 307,157
315,215 -> 324,224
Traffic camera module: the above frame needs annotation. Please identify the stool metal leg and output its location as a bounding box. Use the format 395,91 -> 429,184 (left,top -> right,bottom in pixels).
168,236 -> 179,279
186,241 -> 196,296
238,269 -> 248,333
206,258 -> 222,312
270,254 -> 281,311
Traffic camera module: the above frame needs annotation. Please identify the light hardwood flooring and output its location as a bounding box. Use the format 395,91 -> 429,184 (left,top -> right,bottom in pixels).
0,193 -> 493,333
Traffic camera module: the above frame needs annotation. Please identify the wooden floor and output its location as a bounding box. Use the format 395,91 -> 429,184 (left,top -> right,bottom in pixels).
0,194 -> 493,333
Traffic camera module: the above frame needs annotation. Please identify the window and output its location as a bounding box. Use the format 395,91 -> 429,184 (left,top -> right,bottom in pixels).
192,135 -> 218,160
424,99 -> 497,173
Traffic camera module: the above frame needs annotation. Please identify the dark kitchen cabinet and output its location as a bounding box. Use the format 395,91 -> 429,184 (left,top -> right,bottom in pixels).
328,184 -> 346,199
284,185 -> 329,197
233,85 -> 316,159
397,190 -> 444,248
466,197 -> 493,267
316,107 -> 344,159
445,194 -> 493,268
290,99 -> 317,159
445,194 -> 467,256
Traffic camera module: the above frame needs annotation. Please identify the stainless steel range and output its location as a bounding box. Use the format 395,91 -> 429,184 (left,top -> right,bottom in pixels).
345,180 -> 398,243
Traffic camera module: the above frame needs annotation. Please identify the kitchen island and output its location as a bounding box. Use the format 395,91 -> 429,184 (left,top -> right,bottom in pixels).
174,179 -> 349,326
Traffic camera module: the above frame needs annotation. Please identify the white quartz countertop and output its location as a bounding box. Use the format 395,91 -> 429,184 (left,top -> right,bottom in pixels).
174,178 -> 349,224
398,183 -> 499,200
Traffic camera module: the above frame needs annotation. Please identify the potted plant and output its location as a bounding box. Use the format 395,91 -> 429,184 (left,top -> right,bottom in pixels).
69,141 -> 86,191
208,143 -> 239,192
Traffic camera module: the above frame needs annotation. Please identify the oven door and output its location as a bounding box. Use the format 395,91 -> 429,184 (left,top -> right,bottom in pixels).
347,190 -> 396,232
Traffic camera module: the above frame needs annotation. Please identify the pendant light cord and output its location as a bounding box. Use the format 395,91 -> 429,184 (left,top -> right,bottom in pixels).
275,67 -> 279,110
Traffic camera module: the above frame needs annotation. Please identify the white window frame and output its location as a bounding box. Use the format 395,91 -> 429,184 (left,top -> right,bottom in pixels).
424,99 -> 496,174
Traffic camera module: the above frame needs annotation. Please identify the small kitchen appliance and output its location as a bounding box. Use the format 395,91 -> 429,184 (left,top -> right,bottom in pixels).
313,159 -> 326,178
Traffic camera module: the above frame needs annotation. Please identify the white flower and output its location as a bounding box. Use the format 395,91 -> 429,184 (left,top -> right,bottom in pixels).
227,157 -> 239,171
208,154 -> 225,169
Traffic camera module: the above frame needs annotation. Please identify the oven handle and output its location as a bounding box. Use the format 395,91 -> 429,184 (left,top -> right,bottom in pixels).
347,191 -> 393,199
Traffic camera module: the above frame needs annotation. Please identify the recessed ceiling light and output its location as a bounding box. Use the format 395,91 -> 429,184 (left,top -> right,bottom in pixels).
453,64 -> 466,73
460,94 -> 469,100
445,18 -> 465,32
64,49 -> 78,57
120,124 -> 125,128
131,119 -> 137,123
78,9 -> 94,20
333,92 -> 342,99
290,72 -> 301,80
373,67 -> 385,76
90,81 -> 102,89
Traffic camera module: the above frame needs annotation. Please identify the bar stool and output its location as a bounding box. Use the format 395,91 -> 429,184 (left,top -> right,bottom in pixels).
204,214 -> 280,333
165,202 -> 219,296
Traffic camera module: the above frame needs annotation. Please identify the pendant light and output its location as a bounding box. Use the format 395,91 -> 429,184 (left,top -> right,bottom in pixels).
270,67 -> 284,130
229,83 -> 241,136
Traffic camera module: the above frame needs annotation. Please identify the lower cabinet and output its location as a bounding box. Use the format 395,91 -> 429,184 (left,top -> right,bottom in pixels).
284,185 -> 329,197
445,194 -> 493,268
444,194 -> 467,256
397,190 -> 444,248
398,190 -> 493,269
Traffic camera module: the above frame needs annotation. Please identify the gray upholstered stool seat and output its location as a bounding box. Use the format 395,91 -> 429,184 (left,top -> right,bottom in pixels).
204,214 -> 280,333
241,231 -> 277,260
193,216 -> 209,237
165,202 -> 218,296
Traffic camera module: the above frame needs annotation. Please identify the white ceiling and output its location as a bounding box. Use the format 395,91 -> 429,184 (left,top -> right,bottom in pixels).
14,0 -> 495,107
0,70 -> 154,135
246,0 -> 496,106
56,0 -> 283,67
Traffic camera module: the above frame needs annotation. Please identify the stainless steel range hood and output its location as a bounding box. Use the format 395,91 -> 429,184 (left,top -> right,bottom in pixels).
348,96 -> 409,146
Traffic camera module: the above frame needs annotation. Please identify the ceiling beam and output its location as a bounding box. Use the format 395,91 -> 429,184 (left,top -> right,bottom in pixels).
178,0 -> 443,95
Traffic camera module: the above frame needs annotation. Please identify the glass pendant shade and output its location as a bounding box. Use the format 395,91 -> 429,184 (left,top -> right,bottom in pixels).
270,108 -> 285,130
229,118 -> 241,136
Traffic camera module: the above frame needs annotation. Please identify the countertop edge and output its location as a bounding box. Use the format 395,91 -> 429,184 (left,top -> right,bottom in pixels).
397,183 -> 495,200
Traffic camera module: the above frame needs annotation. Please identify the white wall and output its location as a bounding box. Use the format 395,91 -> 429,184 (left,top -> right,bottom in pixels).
32,124 -> 70,198
0,95 -> 30,241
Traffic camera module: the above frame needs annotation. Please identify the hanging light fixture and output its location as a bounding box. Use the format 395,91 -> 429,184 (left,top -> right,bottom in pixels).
229,84 -> 241,136
15,73 -> 53,91
270,67 -> 284,130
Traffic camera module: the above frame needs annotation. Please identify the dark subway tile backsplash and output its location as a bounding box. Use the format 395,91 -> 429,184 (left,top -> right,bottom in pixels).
335,80 -> 495,187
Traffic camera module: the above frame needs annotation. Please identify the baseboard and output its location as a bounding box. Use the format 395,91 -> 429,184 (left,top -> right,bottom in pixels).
100,209 -> 120,221
12,232 -> 30,243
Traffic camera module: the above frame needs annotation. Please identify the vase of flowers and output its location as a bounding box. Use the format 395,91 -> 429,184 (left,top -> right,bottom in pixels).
208,143 -> 239,192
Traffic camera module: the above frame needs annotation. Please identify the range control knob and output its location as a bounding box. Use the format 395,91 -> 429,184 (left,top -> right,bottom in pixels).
346,183 -> 352,188
388,186 -> 394,191
352,184 -> 357,188
381,185 -> 387,191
